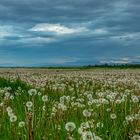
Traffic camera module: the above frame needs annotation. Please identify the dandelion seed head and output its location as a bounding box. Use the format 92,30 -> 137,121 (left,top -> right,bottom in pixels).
96,122 -> 104,128
65,122 -> 76,132
42,95 -> 48,102
95,136 -> 102,140
28,89 -> 37,96
131,135 -> 140,140
6,106 -> 12,113
110,113 -> 117,119
19,121 -> 25,127
26,101 -> 33,108
83,109 -> 91,117
10,115 -> 17,122
5,92 -> 10,98
0,102 -> 3,107
82,131 -> 95,140
42,105 -> 46,111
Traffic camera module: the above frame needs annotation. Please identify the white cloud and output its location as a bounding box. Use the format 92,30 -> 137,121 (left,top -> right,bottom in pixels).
29,23 -> 88,35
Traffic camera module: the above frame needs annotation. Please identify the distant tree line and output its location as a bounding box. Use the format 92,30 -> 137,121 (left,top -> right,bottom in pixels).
83,64 -> 140,69
46,64 -> 140,69
0,64 -> 140,69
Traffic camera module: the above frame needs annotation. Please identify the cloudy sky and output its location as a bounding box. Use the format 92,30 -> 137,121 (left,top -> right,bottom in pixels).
0,0 -> 140,66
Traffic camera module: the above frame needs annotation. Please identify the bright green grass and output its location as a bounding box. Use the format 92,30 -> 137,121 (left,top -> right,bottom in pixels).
0,76 -> 139,140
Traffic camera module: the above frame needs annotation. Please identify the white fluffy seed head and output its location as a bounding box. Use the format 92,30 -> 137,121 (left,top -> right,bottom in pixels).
42,95 -> 48,102
5,92 -> 10,98
26,101 -> 33,108
8,112 -> 14,117
131,135 -> 140,140
110,113 -> 117,119
83,109 -> 91,117
96,122 -> 104,128
10,115 -> 17,122
82,131 -> 95,140
6,106 -> 13,113
65,122 -> 76,132
0,102 -> 3,107
19,121 -> 25,127
28,89 -> 37,96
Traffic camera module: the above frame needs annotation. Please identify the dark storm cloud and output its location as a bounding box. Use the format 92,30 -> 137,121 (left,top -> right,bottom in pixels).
0,0 -> 140,32
0,0 -> 112,23
0,0 -> 140,66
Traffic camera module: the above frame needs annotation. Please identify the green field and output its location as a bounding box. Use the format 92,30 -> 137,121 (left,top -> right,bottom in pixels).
0,69 -> 140,140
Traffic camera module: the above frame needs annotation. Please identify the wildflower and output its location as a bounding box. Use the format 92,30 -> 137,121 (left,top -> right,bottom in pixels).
82,131 -> 95,140
125,115 -> 133,122
57,125 -> 61,130
0,102 -> 3,107
132,96 -> 139,103
6,106 -> 12,113
68,136 -> 75,140
131,135 -> 140,140
123,121 -> 129,126
88,121 -> 94,127
38,92 -> 42,96
96,122 -> 103,128
65,122 -> 76,132
110,113 -> 117,119
19,121 -> 25,127
88,93 -> 93,100
5,92 -> 10,98
78,127 -> 83,134
15,92 -> 19,96
7,87 -> 12,91
42,95 -> 48,102
106,108 -> 111,112
83,109 -> 91,117
52,107 -> 57,113
88,101 -> 93,106
26,101 -> 33,108
134,113 -> 140,120
8,112 -> 14,117
18,87 -> 22,90
10,95 -> 14,100
10,115 -> 17,122
80,122 -> 90,129
42,106 -> 46,111
95,136 -> 102,140
28,89 -> 37,96
115,99 -> 121,104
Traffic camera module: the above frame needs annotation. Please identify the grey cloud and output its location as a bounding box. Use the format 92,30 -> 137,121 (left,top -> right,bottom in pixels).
0,0 -> 140,66
0,0 -> 123,23
1,0 -> 140,35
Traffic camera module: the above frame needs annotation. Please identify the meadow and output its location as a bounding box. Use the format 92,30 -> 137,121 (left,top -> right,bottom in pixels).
0,68 -> 140,140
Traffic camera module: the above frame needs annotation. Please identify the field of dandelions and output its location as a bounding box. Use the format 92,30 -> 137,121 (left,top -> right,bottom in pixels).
0,69 -> 140,140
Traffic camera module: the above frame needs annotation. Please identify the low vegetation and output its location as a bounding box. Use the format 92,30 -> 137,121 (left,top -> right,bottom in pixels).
0,69 -> 140,140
